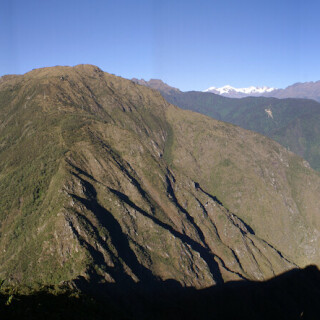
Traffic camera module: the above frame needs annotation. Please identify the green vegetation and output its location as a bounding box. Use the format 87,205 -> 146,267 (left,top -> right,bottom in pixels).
153,88 -> 320,172
163,122 -> 174,165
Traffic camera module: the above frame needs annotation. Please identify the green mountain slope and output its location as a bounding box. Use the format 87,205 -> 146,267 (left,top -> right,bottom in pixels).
134,80 -> 320,172
0,65 -> 320,291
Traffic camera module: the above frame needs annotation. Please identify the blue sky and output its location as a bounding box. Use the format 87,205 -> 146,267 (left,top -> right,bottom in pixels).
1,0 -> 320,91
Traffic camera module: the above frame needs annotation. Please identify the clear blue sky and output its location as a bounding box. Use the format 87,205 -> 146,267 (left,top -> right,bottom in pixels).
1,0 -> 320,91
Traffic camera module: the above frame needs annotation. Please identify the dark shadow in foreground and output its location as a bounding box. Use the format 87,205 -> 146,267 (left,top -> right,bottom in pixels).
1,265 -> 320,320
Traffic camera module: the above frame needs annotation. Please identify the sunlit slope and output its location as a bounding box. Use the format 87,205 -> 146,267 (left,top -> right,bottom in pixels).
0,65 -> 319,290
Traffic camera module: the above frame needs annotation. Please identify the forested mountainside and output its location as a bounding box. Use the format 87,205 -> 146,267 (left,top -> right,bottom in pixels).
133,79 -> 320,172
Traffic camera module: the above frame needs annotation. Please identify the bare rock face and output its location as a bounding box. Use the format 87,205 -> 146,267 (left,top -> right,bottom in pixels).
0,65 -> 319,290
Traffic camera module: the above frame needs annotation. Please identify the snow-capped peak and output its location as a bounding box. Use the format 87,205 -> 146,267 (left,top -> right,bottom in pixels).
203,85 -> 277,97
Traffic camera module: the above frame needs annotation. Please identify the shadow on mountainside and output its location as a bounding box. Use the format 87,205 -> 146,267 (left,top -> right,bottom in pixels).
1,265 -> 320,320
69,175 -> 157,287
108,187 -> 226,285
61,170 -> 319,319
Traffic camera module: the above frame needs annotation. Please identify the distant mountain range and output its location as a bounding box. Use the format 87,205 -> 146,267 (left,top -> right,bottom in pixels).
132,78 -> 320,102
203,85 -> 276,98
203,81 -> 320,101
132,78 -> 320,171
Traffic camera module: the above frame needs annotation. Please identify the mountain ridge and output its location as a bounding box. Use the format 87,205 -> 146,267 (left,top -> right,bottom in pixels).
1,65 -> 320,293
